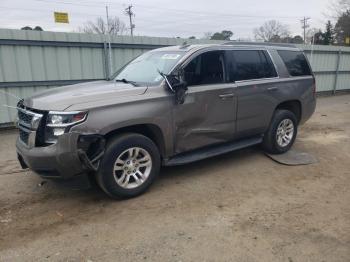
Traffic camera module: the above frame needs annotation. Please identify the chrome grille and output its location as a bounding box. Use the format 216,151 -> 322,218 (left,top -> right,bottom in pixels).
18,110 -> 34,127
17,107 -> 43,147
19,128 -> 30,144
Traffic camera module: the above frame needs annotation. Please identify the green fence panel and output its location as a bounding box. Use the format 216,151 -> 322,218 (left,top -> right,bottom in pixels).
0,28 -> 349,126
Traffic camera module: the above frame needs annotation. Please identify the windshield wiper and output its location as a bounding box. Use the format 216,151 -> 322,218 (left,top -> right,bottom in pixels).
115,78 -> 139,87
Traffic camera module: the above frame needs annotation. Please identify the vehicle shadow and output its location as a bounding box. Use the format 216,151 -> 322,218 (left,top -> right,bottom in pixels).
32,146 -> 264,201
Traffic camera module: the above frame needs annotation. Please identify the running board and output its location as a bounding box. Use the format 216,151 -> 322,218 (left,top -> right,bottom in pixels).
164,136 -> 263,166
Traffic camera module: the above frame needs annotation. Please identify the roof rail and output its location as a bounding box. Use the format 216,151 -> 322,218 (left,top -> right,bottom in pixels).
222,41 -> 297,48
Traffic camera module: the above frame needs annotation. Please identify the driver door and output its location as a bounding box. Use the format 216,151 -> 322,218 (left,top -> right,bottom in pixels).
173,50 -> 237,154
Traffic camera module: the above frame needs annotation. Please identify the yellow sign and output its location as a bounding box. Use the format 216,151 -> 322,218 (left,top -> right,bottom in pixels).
54,12 -> 69,23
346,37 -> 350,45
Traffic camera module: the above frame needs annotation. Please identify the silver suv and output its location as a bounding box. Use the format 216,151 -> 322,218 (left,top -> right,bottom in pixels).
16,43 -> 316,198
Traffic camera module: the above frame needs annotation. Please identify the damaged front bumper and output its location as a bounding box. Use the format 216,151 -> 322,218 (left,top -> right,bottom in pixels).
16,132 -> 104,179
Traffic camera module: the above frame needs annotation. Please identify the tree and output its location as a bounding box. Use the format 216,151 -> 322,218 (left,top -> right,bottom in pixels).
253,20 -> 290,42
327,0 -> 350,18
33,26 -> 43,31
210,30 -> 233,40
221,30 -> 234,40
21,26 -> 32,30
335,10 -> 350,44
325,0 -> 350,44
310,21 -> 336,45
266,34 -> 304,44
79,17 -> 127,35
269,35 -> 282,43
21,26 -> 44,31
202,32 -> 213,39
324,20 -> 335,44
306,28 -> 321,44
291,35 -> 304,44
312,30 -> 326,45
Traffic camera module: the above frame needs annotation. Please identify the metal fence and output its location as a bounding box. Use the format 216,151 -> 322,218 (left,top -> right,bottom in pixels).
0,28 -> 350,126
301,44 -> 350,93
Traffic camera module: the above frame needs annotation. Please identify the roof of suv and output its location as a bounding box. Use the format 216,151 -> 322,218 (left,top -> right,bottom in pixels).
156,42 -> 301,53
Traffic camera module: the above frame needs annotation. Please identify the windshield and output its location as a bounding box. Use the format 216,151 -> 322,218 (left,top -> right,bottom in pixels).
113,51 -> 185,85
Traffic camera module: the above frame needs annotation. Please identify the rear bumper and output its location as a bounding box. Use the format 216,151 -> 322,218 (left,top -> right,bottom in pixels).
16,132 -> 86,179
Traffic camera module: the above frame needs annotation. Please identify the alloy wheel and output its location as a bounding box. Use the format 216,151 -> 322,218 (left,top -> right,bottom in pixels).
113,147 -> 152,189
276,119 -> 294,147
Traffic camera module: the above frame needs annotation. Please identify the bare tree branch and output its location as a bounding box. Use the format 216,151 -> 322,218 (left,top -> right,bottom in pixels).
326,0 -> 350,18
78,17 -> 127,35
202,32 -> 213,39
253,20 -> 290,42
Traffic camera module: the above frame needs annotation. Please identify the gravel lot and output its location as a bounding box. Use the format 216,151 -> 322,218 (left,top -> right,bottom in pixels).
0,94 -> 349,262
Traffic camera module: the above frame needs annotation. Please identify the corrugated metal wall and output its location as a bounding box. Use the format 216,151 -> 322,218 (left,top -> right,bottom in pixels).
1,28 -> 350,126
301,44 -> 350,92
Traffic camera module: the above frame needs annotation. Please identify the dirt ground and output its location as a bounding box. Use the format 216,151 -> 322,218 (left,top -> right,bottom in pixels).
0,94 -> 349,262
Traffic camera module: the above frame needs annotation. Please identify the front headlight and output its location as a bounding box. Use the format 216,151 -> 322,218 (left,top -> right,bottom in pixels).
45,111 -> 87,143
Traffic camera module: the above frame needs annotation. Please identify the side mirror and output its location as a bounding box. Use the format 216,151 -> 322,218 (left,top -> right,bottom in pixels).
159,70 -> 188,104
166,76 -> 187,104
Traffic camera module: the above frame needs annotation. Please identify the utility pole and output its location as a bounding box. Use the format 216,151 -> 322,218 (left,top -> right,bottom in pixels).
105,6 -> 113,78
124,5 -> 135,37
300,17 -> 311,44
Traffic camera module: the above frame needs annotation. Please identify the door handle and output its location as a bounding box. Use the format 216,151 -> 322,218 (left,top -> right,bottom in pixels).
219,93 -> 235,99
267,86 -> 279,91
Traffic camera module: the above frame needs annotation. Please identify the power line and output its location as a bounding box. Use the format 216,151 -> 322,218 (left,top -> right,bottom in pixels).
0,5 -> 105,17
0,5 -> 290,30
30,0 -> 302,20
0,1 -> 314,38
32,0 -> 123,8
131,3 -> 301,20
0,5 -> 298,25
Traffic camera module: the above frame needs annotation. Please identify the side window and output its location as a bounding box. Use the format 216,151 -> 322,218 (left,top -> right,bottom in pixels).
231,50 -> 277,81
277,50 -> 311,76
184,51 -> 225,86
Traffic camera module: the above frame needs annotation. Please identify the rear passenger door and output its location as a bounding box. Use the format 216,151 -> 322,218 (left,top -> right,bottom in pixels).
229,49 -> 278,138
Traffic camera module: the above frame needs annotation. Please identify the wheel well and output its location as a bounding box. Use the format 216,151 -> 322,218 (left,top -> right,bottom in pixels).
104,124 -> 166,157
276,100 -> 302,123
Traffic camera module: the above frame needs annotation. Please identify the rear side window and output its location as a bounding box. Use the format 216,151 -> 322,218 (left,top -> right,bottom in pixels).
231,50 -> 277,81
277,50 -> 311,77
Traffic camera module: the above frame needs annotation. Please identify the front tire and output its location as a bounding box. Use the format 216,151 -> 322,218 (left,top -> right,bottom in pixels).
96,133 -> 160,199
262,109 -> 298,154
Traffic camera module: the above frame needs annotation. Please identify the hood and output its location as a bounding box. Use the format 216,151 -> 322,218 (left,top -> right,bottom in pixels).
23,80 -> 148,111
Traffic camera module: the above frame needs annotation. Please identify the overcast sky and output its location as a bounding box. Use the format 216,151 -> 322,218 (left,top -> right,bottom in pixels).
0,0 -> 331,39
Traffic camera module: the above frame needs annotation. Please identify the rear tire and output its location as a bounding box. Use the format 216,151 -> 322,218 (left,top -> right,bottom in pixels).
96,133 -> 160,199
262,109 -> 298,154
